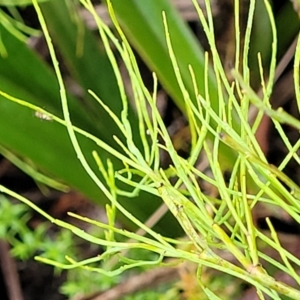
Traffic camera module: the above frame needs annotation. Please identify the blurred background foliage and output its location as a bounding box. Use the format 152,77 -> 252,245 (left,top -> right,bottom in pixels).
0,0 -> 299,237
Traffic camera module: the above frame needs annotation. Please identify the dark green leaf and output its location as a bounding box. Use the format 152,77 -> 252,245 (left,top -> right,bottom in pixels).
0,0 -> 50,6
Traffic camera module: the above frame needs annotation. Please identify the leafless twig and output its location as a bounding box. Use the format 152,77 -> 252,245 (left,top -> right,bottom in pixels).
76,266 -> 179,300
0,240 -> 24,300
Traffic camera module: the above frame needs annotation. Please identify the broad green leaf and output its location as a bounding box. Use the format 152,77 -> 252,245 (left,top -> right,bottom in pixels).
110,0 -> 238,169
0,0 -> 49,5
249,0 -> 300,86
276,1 -> 300,59
0,7 -> 181,236
40,0 -> 127,141
110,0 -> 219,113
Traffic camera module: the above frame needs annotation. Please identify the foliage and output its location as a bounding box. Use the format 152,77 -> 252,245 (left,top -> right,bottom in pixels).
0,195 -> 76,262
0,0 -> 300,299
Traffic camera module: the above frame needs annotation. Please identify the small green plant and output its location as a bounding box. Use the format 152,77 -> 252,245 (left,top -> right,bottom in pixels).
1,0 -> 300,299
0,196 -> 38,260
0,195 -> 123,297
0,195 -> 76,265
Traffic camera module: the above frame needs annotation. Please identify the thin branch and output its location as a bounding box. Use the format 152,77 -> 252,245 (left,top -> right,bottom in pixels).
0,240 -> 24,300
79,266 -> 179,300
